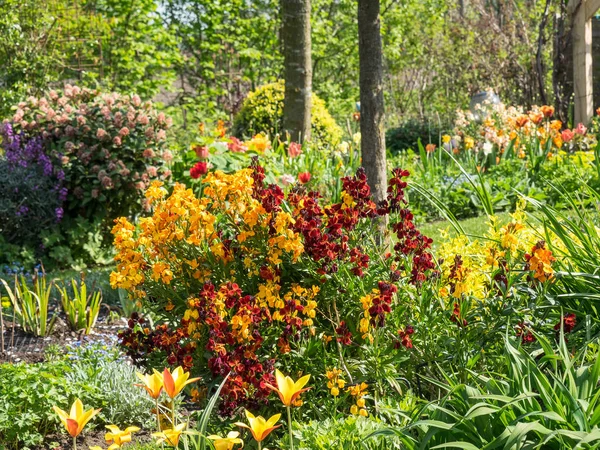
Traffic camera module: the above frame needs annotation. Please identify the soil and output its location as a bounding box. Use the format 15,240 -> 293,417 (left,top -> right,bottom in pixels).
39,429 -> 155,449
0,315 -> 125,363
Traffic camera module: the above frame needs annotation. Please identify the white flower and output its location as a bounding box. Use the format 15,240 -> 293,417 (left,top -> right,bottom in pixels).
483,141 -> 494,156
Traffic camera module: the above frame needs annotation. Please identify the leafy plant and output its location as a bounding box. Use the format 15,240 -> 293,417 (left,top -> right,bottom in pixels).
0,272 -> 56,336
369,333 -> 600,449
58,276 -> 102,334
0,362 -> 71,449
65,358 -> 154,429
232,80 -> 342,147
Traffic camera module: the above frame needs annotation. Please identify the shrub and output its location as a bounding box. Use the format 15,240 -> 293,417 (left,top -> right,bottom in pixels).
0,85 -> 173,267
112,161 -> 437,416
231,81 -> 342,148
386,117 -> 451,154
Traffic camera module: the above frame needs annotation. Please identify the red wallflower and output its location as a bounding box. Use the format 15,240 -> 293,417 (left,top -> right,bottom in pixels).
554,313 -> 576,333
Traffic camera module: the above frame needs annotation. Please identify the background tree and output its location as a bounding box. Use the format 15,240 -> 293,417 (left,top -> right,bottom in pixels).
162,0 -> 280,123
358,0 -> 387,206
281,0 -> 312,142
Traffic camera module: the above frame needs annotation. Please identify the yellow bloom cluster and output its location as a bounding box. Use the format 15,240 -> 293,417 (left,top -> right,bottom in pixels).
347,382 -> 368,416
325,368 -> 346,397
111,170 -> 305,302
359,289 -> 379,343
437,206 -> 546,301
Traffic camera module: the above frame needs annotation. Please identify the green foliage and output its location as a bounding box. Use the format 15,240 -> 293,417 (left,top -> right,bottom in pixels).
0,0 -> 63,117
291,416 -> 404,449
65,358 -> 154,428
232,81 -> 343,148
0,362 -> 70,450
0,273 -> 56,337
0,0 -> 179,116
86,0 -> 181,98
162,0 -> 281,119
386,118 -> 452,154
527,180 -> 600,316
370,334 -> 600,449
58,276 -> 102,334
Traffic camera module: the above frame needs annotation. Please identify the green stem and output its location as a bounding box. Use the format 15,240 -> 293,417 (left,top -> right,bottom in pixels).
156,397 -> 162,432
287,406 -> 294,450
171,400 -> 176,428
258,442 -> 262,450
73,436 -> 77,450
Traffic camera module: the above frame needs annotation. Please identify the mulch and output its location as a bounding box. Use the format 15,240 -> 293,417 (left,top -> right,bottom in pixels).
39,429 -> 155,449
0,316 -> 125,364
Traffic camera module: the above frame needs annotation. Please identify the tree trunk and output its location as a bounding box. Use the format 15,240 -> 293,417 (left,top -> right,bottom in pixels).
282,0 -> 312,143
358,0 -> 387,206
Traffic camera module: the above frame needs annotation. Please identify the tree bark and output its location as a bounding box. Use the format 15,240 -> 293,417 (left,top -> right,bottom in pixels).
358,0 -> 387,206
282,0 -> 312,143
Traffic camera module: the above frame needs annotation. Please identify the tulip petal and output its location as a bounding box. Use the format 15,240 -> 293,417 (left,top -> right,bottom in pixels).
163,367 -> 176,398
66,418 -> 79,437
259,424 -> 281,441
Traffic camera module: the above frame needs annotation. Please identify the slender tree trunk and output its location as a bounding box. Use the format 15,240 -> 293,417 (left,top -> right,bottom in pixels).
282,0 -> 312,143
358,0 -> 387,206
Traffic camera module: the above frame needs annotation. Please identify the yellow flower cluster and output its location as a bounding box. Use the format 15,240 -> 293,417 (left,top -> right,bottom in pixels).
437,205 -> 545,301
347,382 -> 368,416
325,368 -> 346,397
359,289 -> 379,343
111,170 -> 305,304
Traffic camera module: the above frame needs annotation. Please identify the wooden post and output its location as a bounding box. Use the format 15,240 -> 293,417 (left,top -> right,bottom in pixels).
571,0 -> 600,124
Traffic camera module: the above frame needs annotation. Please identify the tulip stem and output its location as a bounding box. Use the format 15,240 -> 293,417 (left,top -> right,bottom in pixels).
155,397 -> 162,432
287,406 -> 294,450
73,436 -> 77,450
258,443 -> 262,450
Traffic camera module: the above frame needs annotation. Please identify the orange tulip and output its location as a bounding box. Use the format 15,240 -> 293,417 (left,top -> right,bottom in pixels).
162,366 -> 201,399
135,369 -> 164,399
235,410 -> 281,443
266,369 -> 310,407
53,398 -> 101,438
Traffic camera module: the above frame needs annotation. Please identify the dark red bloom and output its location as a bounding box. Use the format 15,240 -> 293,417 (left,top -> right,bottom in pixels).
190,161 -> 208,178
515,322 -> 535,344
554,313 -> 576,333
396,326 -> 414,349
335,321 -> 352,345
298,172 -> 311,184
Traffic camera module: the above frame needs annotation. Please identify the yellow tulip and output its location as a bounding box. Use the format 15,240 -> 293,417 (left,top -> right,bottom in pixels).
234,410 -> 281,443
105,424 -> 140,448
152,423 -> 186,447
135,370 -> 164,399
266,369 -> 310,407
162,366 -> 201,399
207,430 -> 244,450
53,398 -> 101,438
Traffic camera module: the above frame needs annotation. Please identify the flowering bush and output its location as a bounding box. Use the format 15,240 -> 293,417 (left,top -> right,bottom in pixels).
1,84 -> 172,226
231,81 -> 343,148
0,85 -> 173,266
111,160 -> 436,415
0,159 -> 64,255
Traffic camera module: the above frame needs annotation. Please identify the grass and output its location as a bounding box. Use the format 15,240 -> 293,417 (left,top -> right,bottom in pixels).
418,212 -> 512,247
